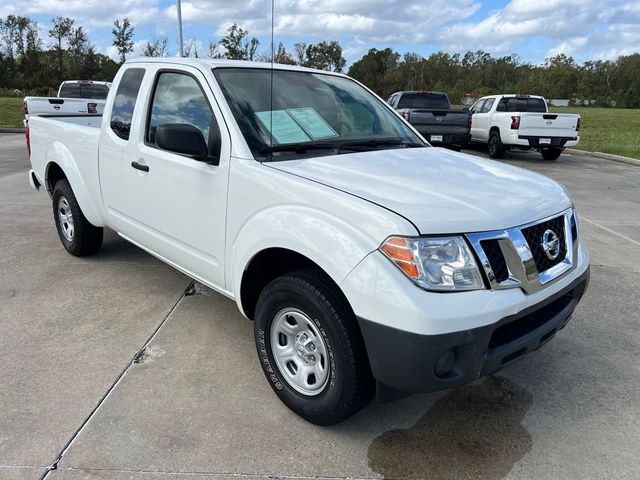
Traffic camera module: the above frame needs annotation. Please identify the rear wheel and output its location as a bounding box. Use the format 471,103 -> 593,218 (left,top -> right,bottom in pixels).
52,179 -> 103,256
541,147 -> 562,160
254,269 -> 373,425
488,130 -> 506,158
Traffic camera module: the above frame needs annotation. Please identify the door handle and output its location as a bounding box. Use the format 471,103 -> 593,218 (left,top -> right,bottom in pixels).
131,161 -> 149,172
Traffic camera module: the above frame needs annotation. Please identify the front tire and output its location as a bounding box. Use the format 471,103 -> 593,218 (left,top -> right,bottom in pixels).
52,179 -> 103,256
541,147 -> 562,160
254,270 -> 373,425
488,130 -> 506,158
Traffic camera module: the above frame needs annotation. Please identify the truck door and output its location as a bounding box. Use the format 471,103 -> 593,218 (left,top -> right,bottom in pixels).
469,99 -> 486,140
123,66 -> 230,290
471,98 -> 494,141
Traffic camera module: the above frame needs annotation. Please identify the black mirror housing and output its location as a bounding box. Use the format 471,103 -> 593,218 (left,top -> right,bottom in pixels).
156,123 -> 208,161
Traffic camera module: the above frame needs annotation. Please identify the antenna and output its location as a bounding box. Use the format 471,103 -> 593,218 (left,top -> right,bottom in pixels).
269,0 -> 275,154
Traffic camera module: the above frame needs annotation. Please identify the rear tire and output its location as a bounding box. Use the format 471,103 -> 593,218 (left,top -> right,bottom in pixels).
52,179 -> 103,256
541,147 -> 562,160
254,269 -> 374,425
488,130 -> 506,159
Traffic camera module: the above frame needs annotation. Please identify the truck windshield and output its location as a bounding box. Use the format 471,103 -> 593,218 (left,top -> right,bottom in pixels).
59,83 -> 110,99
397,93 -> 450,110
213,68 -> 424,160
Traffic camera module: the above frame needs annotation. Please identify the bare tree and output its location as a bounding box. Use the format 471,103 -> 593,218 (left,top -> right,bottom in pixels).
142,36 -> 168,57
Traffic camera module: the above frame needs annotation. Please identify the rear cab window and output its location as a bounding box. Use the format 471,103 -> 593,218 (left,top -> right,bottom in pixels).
497,97 -> 547,113
59,83 -> 110,99
110,69 -> 145,140
397,92 -> 450,110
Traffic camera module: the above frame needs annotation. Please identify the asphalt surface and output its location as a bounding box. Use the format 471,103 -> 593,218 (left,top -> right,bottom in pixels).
1,132 -> 639,480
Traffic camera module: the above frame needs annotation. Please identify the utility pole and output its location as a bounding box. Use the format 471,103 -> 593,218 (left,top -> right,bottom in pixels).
177,0 -> 184,57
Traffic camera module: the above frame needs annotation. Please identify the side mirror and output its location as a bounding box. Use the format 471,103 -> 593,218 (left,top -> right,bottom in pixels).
156,123 -> 208,161
462,108 -> 470,112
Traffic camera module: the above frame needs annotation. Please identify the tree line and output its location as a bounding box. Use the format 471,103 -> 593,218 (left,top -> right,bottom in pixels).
1,15 -> 638,107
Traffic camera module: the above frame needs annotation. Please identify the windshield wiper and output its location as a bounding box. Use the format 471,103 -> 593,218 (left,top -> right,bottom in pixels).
337,138 -> 425,150
260,142 -> 338,155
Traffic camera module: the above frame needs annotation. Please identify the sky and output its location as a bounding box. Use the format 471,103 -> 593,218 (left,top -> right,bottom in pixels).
1,0 -> 639,65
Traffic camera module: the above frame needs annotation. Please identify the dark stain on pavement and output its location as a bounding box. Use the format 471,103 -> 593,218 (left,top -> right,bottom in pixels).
368,376 -> 533,480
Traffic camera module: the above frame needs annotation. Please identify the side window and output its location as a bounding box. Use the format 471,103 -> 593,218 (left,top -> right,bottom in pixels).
471,99 -> 485,114
496,98 -> 508,112
481,98 -> 495,113
110,68 -> 145,140
147,72 -> 216,150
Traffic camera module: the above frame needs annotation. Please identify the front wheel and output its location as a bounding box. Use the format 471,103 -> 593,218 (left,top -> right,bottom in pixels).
254,270 -> 374,425
52,179 -> 103,256
541,147 -> 562,160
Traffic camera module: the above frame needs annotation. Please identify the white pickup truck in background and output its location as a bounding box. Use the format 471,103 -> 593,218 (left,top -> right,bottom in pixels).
26,59 -> 590,425
470,94 -> 581,160
23,80 -> 111,124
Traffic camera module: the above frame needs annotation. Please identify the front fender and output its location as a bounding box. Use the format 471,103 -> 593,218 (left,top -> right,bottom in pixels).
45,141 -> 104,226
229,205 -> 381,311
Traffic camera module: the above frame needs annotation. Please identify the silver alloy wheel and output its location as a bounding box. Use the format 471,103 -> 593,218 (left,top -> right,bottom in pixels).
57,196 -> 74,242
270,308 -> 330,396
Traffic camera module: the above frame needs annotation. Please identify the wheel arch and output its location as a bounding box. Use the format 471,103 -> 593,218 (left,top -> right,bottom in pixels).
239,247 -> 356,321
44,158 -> 104,226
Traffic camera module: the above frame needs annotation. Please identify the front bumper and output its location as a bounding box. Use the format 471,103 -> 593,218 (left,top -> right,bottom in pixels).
357,267 -> 589,395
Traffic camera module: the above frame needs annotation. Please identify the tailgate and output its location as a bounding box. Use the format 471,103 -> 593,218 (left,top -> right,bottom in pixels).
25,97 -> 104,117
408,110 -> 470,134
518,113 -> 579,137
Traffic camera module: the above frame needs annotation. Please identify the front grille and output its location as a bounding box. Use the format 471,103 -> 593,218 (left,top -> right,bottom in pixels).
521,215 -> 567,273
481,239 -> 509,282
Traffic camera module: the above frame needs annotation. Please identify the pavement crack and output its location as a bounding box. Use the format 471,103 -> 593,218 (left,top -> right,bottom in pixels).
39,280 -> 195,480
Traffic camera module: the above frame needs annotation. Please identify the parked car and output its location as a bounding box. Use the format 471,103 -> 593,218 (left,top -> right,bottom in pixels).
23,80 -> 111,125
387,90 -> 471,150
26,59 -> 590,425
469,94 -> 581,160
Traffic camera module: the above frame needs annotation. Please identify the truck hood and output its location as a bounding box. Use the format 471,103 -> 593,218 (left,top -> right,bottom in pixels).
269,147 -> 571,234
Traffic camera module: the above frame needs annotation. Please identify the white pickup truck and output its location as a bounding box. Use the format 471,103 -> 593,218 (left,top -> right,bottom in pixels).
23,80 -> 111,124
26,59 -> 590,425
469,94 -> 581,160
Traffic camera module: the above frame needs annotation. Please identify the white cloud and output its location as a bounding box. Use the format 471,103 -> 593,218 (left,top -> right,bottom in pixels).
1,0 -> 638,63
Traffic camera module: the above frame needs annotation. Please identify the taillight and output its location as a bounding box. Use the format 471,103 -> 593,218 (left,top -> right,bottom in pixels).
25,125 -> 31,157
88,102 -> 97,114
467,114 -> 472,129
510,115 -> 521,129
576,118 -> 581,131
24,100 -> 28,114
402,110 -> 410,121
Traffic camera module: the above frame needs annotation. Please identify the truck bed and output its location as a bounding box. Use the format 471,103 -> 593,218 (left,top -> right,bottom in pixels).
28,115 -> 104,223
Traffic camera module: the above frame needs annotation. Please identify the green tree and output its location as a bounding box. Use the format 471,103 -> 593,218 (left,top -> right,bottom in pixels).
218,23 -> 259,60
304,41 -> 346,72
348,48 -> 400,97
112,18 -> 134,64
48,16 -> 74,82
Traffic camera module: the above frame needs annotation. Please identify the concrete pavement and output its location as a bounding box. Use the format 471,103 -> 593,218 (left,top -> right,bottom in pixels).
1,134 -> 639,479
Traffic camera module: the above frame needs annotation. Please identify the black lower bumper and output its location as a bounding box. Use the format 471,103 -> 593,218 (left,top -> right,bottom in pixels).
518,135 -> 577,148
419,132 -> 471,146
358,267 -> 590,399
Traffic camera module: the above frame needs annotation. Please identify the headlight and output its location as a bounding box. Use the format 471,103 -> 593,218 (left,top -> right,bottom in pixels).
380,236 -> 485,291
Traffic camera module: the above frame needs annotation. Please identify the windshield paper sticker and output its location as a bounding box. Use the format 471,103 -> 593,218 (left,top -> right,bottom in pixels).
287,107 -> 338,140
256,110 -> 311,144
255,107 -> 338,144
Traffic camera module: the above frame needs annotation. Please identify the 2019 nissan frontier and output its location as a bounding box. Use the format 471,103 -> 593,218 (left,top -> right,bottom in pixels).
26,59 -> 590,425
